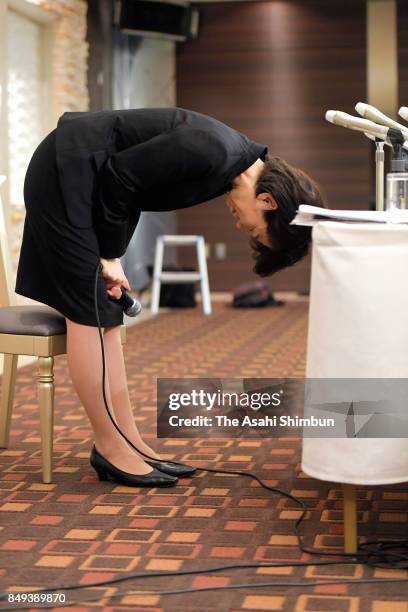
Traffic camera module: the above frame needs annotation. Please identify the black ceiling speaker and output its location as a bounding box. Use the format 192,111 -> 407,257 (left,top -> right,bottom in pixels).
116,0 -> 199,42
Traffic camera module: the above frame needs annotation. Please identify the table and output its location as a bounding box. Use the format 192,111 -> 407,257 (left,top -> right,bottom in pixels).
301,221 -> 408,551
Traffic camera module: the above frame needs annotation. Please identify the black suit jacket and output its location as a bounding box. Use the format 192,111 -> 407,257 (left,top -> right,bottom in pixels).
55,107 -> 268,259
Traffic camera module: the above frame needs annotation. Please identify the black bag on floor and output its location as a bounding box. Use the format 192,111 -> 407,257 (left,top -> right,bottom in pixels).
232,281 -> 284,308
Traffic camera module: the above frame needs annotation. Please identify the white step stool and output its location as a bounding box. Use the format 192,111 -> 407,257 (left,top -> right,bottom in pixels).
151,235 -> 212,316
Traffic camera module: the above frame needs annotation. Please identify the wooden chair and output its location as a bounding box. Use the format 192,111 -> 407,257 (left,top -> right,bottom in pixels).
0,176 -> 126,483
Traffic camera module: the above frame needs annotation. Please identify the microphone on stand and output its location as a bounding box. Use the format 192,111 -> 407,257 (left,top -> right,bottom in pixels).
325,110 -> 408,148
355,102 -> 408,132
325,110 -> 406,142
398,106 -> 408,121
325,106 -> 408,211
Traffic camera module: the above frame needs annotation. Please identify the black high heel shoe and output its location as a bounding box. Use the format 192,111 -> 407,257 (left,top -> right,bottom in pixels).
90,445 -> 178,487
146,460 -> 197,477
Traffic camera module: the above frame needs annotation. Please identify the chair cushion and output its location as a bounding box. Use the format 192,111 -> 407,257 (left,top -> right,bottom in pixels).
0,306 -> 67,336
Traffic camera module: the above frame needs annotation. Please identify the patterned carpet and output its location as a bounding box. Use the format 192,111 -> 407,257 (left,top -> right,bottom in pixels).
0,301 -> 407,611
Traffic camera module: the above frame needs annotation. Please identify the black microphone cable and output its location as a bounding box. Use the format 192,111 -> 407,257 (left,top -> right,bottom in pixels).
0,261 -> 406,610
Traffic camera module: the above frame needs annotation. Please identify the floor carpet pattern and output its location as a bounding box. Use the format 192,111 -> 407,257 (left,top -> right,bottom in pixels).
0,302 -> 407,611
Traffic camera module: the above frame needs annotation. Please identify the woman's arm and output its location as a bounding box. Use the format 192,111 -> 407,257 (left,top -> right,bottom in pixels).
99,257 -> 130,299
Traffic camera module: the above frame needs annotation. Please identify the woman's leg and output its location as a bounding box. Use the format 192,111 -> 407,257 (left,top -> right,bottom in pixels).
65,317 -> 153,474
102,324 -> 162,461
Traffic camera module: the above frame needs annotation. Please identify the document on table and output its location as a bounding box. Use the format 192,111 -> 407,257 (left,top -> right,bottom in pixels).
290,205 -> 408,227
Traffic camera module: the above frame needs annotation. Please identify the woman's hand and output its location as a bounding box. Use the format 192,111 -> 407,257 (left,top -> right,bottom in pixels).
99,257 -> 131,299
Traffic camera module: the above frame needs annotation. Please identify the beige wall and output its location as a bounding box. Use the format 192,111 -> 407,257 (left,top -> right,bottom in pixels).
1,0 -> 89,283
25,0 -> 89,121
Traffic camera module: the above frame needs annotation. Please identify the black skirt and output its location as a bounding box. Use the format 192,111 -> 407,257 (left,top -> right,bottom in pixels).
15,128 -> 125,327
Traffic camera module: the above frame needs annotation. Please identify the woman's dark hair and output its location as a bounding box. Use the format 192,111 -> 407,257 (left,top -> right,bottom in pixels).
251,155 -> 327,277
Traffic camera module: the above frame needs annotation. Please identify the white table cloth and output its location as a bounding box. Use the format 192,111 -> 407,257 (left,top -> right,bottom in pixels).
301,221 -> 408,485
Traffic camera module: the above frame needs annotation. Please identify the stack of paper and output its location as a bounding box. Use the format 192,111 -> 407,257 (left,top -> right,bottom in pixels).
290,205 -> 408,227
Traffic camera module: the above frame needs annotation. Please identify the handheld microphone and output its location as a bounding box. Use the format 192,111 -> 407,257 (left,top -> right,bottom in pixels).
355,102 -> 408,133
115,287 -> 142,317
98,263 -> 142,317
